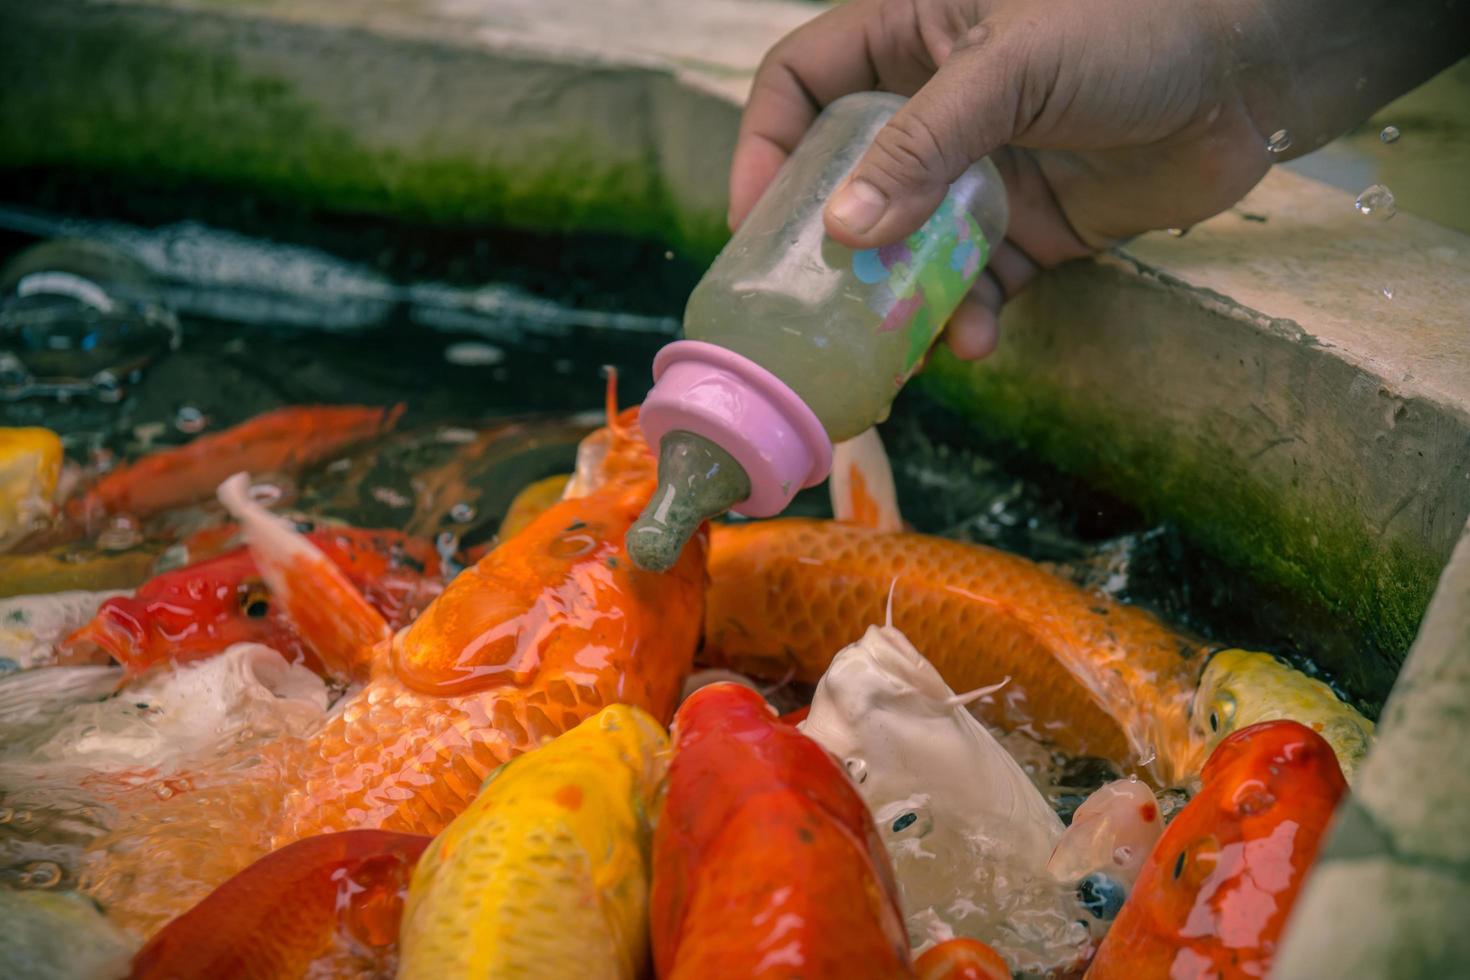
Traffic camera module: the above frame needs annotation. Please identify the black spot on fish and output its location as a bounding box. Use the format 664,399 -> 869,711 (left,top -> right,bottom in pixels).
605,557 -> 619,569
565,520 -> 587,532
1173,851 -> 1187,880
796,827 -> 815,844
891,812 -> 918,833
134,703 -> 149,710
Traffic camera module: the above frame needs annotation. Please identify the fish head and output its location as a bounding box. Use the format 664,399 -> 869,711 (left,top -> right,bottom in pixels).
1118,720 -> 1347,963
1192,649 -> 1374,783
801,624 -> 1063,865
59,548 -> 303,672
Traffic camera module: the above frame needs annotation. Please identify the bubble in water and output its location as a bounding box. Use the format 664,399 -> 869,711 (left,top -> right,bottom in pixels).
1355,184 -> 1397,220
97,516 -> 143,551
1266,129 -> 1292,154
20,861 -> 62,889
174,404 -> 208,433
449,502 -> 477,524
1379,125 -> 1400,144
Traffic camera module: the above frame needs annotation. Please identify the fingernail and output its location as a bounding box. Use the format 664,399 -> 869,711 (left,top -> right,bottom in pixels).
828,179 -> 887,235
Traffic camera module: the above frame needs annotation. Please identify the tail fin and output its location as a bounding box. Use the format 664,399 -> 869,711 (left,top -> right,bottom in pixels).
217,473 -> 388,681
830,427 -> 903,532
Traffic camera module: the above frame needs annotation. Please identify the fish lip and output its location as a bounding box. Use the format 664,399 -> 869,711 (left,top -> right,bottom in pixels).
61,603 -> 147,669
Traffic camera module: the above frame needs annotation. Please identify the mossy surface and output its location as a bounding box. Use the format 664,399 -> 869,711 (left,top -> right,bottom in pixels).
919,348 -> 1440,693
0,3 -> 732,262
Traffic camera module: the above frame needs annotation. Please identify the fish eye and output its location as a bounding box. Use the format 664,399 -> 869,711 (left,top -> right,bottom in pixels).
239,584 -> 271,619
1208,711 -> 1219,732
892,812 -> 917,833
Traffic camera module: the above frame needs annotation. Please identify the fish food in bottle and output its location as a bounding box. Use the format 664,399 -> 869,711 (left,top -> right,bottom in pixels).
628,92 -> 1008,572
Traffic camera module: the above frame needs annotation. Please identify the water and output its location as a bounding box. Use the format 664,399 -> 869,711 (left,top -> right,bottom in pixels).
0,195 -> 1379,975
1355,183 -> 1398,220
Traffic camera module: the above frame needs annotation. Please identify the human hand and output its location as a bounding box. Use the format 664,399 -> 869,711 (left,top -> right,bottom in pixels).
730,0 -> 1277,360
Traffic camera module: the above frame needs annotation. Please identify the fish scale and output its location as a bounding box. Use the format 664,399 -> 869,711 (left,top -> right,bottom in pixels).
703,519 -> 1209,783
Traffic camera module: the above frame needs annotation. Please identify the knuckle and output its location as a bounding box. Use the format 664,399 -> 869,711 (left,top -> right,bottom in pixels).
868,112 -> 955,187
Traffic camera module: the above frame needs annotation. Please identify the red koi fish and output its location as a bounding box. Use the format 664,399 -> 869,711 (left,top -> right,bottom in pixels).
914,939 -> 1011,980
130,830 -> 430,980
71,404 -> 402,523
60,526 -> 442,677
1087,720 -> 1347,980
651,682 -> 913,979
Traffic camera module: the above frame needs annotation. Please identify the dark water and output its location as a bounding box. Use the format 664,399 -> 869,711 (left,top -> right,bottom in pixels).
0,185 -> 1378,716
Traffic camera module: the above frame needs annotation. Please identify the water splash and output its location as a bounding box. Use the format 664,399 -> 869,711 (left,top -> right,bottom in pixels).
1355,185 -> 1397,221
1266,130 -> 1292,154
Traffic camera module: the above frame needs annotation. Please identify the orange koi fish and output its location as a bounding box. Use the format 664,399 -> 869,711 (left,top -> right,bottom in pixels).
914,938 -> 1011,980
702,519 -> 1209,783
71,404 -> 402,523
60,526 -> 442,677
651,682 -> 913,979
130,830 -> 430,980
1086,720 -> 1347,980
85,380 -> 706,937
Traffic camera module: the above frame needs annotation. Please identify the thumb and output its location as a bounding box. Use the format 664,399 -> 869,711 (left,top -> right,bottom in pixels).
824,25 -> 1026,248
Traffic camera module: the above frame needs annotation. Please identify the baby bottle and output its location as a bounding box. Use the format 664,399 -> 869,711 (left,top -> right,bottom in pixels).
628,92 -> 1008,571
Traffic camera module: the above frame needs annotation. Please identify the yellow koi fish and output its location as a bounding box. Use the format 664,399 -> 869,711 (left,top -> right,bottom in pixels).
398,703 -> 669,979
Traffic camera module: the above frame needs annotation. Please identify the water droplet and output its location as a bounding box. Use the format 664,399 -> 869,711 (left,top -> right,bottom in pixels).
1355,184 -> 1397,220
174,405 -> 208,433
449,502 -> 476,524
1166,227 -> 1189,238
21,861 -> 62,889
1381,286 -> 1395,300
155,784 -> 175,799
1266,129 -> 1292,154
663,250 -> 675,261
1379,125 -> 1400,144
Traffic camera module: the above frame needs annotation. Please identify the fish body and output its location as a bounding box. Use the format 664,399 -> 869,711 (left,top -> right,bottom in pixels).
1193,648 -> 1374,784
1087,720 -> 1347,980
0,546 -> 158,599
0,589 -> 127,670
651,682 -> 912,980
703,519 -> 1208,783
2,644 -> 326,778
85,396 -> 706,937
913,939 -> 1010,980
130,829 -> 430,980
0,426 -> 62,549
800,624 -> 1086,972
72,403 -> 402,523
399,704 -> 668,979
61,526 -> 441,676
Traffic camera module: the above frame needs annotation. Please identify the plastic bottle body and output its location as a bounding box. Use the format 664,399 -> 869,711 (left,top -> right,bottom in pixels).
683,92 -> 1008,443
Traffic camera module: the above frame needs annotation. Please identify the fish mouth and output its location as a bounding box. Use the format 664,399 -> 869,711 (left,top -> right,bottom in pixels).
58,604 -> 147,670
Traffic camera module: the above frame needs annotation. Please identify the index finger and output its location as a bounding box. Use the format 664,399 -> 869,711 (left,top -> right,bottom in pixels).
729,2 -> 883,229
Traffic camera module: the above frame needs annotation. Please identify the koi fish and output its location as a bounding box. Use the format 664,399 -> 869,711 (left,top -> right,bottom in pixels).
1,644 -> 326,778
0,426 -> 62,549
70,403 -> 402,523
85,381 -> 706,938
913,939 -> 1011,980
0,589 -> 128,671
498,473 -> 572,540
399,703 -> 668,979
800,623 -> 1088,973
651,682 -> 913,979
59,525 -> 442,677
1192,648 -> 1374,784
1045,777 -> 1164,928
703,519 -> 1209,783
131,830 -> 430,980
1086,720 -> 1348,980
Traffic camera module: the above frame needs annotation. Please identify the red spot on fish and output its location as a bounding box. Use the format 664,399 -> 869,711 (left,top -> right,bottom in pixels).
1140,802 -> 1158,823
554,784 -> 584,811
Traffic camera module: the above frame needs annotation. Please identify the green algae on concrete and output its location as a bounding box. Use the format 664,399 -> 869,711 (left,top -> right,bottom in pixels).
0,0 -> 738,262
1273,517 -> 1470,979
919,251 -> 1458,698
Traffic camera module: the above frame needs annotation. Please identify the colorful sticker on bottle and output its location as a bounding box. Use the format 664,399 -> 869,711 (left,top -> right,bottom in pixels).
850,196 -> 989,384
